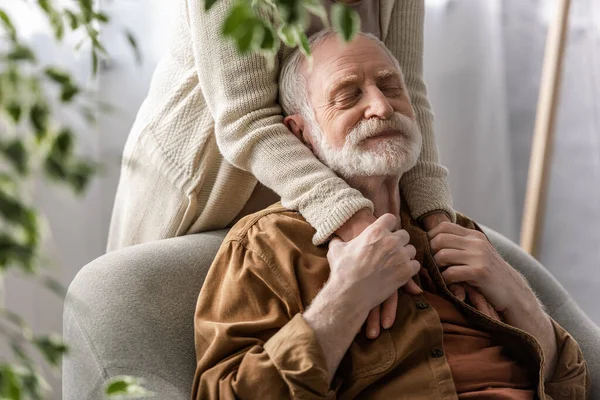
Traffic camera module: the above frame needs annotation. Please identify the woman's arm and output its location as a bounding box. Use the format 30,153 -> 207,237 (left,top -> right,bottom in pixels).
185,0 -> 373,244
385,0 -> 456,223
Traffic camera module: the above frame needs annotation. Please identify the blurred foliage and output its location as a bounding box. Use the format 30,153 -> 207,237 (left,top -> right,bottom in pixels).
0,0 -> 359,399
212,0 -> 360,62
0,0 -> 145,398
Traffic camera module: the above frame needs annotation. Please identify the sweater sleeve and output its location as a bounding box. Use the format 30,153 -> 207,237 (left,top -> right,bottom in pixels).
386,0 -> 456,222
192,240 -> 335,399
185,0 -> 372,244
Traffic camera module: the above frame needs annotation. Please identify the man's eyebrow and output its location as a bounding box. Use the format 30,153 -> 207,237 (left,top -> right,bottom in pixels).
327,74 -> 361,95
375,68 -> 403,81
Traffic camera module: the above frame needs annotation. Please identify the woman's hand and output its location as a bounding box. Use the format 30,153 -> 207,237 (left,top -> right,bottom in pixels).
335,210 -> 421,340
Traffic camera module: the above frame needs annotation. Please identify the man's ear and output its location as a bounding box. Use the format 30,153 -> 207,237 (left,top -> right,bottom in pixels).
283,115 -> 313,151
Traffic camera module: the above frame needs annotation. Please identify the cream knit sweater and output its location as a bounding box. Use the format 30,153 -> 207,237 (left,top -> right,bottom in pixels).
107,0 -> 455,251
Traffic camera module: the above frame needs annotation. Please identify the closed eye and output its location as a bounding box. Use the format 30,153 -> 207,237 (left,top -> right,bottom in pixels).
335,88 -> 362,107
379,84 -> 402,97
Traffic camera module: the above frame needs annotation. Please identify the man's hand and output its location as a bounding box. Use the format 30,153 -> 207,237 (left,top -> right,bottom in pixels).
305,213 -> 421,379
429,222 -> 530,313
329,214 -> 421,312
427,217 -> 500,320
427,221 -> 558,380
336,209 -> 421,339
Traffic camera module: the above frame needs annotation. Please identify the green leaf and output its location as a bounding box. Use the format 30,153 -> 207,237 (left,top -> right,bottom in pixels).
105,376 -> 153,398
297,30 -> 310,57
94,12 -> 110,23
303,0 -> 328,27
258,23 -> 278,52
331,3 -> 360,42
125,30 -> 142,64
33,335 -> 68,366
30,103 -> 50,140
1,139 -> 28,174
88,28 -> 108,55
276,0 -> 303,25
44,155 -> 68,181
36,0 -> 51,13
204,0 -> 219,11
0,10 -> 17,41
277,24 -> 297,47
7,45 -> 36,62
234,22 -> 258,53
92,50 -> 98,77
0,189 -> 32,230
64,10 -> 80,30
222,3 -> 253,36
78,0 -> 93,23
44,67 -> 71,85
50,11 -> 64,40
60,83 -> 80,102
6,101 -> 22,123
0,232 -> 36,272
52,129 -> 74,158
0,365 -> 22,400
68,161 -> 96,194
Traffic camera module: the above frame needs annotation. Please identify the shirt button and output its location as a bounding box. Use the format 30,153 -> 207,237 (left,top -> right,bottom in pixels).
431,348 -> 444,358
416,301 -> 429,310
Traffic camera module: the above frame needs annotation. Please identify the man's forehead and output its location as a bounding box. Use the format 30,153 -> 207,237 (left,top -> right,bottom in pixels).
307,36 -> 399,82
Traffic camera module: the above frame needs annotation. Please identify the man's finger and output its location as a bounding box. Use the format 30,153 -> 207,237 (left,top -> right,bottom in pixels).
329,236 -> 344,249
402,278 -> 422,295
391,229 -> 410,246
441,265 -> 476,285
434,248 -> 469,267
428,221 -> 471,240
464,284 -> 501,321
365,306 -> 381,339
380,291 -> 398,329
448,283 -> 466,301
429,233 -> 468,254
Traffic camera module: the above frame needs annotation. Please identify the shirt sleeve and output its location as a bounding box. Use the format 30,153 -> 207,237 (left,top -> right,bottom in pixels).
543,318 -> 591,399
184,0 -> 373,245
192,239 -> 336,399
385,0 -> 456,222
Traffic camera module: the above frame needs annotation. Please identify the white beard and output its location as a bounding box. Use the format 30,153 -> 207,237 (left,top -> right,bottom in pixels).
308,112 -> 423,178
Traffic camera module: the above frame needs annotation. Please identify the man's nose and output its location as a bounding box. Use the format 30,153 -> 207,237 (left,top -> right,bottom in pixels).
364,87 -> 394,120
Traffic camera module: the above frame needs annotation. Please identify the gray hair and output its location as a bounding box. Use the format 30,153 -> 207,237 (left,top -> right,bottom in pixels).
278,29 -> 404,118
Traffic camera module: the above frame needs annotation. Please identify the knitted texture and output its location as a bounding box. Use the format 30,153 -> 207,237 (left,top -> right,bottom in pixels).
107,0 -> 454,251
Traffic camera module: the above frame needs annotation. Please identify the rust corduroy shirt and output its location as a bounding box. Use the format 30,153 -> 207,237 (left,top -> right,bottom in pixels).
193,204 -> 589,399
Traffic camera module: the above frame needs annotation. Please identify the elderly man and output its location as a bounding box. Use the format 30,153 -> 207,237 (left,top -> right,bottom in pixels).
192,31 -> 589,399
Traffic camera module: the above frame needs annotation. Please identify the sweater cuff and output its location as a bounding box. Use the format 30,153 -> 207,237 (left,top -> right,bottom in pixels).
288,177 -> 374,246
401,176 -> 456,223
264,314 -> 335,398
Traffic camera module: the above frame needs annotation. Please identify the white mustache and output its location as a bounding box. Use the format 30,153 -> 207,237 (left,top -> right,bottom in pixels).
345,113 -> 416,147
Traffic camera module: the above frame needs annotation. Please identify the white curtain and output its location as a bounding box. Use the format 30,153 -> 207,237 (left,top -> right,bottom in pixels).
424,0 -> 517,241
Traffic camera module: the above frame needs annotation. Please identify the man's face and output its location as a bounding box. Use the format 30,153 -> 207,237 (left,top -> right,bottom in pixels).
302,35 -> 422,178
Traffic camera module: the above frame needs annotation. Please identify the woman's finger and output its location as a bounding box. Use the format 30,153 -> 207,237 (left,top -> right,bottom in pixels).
380,291 -> 398,329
